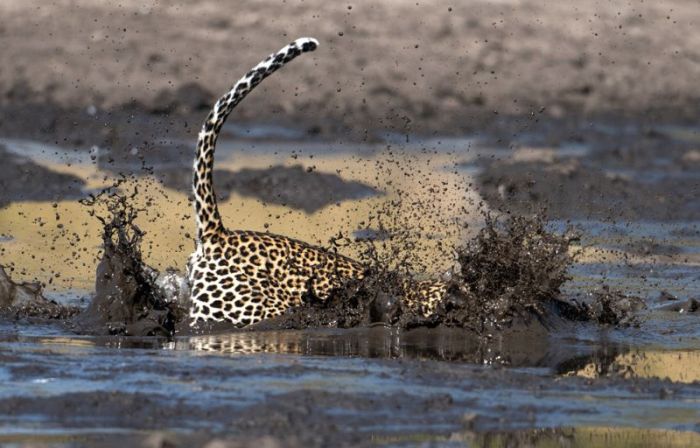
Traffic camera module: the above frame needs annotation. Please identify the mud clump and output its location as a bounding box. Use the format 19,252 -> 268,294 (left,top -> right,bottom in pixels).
401,214 -> 593,333
73,185 -> 188,336
0,265 -> 79,320
422,216 -> 642,331
583,286 -> 646,326
426,214 -> 576,333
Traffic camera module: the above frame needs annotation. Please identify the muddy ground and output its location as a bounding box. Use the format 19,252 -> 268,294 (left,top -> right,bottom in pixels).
1,0 -> 700,140
474,120 -> 700,221
2,322 -> 697,447
1,338 -> 697,448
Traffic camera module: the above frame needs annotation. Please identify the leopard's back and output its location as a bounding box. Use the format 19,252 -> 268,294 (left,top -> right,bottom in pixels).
188,229 -> 365,325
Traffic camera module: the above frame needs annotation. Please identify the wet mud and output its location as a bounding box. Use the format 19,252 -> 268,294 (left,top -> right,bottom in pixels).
1,326 -> 698,447
2,2 -> 700,443
0,144 -> 85,208
476,121 -> 700,221
0,265 -> 78,320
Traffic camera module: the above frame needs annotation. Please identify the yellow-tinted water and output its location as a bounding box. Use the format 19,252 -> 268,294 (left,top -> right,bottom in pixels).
462,427 -> 700,448
569,349 -> 700,384
0,140 -> 479,290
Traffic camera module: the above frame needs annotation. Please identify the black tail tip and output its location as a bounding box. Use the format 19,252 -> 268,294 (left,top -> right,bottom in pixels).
294,37 -> 319,53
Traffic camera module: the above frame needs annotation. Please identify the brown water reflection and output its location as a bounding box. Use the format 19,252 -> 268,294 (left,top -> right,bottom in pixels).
565,349 -> 700,384
435,427 -> 700,448
175,329 -> 700,384
34,326 -> 690,385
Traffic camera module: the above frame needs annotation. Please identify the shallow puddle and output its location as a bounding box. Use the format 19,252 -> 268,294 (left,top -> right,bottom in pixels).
1,320 -> 699,445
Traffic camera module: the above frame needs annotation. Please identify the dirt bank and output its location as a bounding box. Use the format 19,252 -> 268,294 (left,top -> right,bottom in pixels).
1,0 -> 699,140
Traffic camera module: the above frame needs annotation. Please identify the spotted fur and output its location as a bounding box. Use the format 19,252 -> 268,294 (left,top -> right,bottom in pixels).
188,38 -> 446,326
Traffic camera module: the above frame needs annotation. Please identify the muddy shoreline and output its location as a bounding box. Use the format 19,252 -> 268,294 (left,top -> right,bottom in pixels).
3,1 -> 700,137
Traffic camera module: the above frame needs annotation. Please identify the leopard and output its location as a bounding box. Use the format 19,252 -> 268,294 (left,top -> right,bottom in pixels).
187,37 -> 446,327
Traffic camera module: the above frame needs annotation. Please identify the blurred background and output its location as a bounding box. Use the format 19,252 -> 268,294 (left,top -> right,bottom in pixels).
2,0 -> 699,133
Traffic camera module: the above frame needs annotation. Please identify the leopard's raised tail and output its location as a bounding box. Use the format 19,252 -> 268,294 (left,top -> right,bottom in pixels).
187,38 -> 445,327
192,37 -> 319,240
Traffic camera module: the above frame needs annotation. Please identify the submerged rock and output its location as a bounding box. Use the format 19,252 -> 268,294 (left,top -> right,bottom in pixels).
585,286 -> 646,326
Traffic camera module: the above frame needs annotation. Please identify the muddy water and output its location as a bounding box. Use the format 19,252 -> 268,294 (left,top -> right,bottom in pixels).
0,134 -> 478,291
1,321 -> 699,446
1,129 -> 699,446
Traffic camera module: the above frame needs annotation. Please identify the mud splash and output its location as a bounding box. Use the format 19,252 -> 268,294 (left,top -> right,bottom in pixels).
71,183 -> 188,336
2,185 -> 643,337
1,184 -> 644,337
